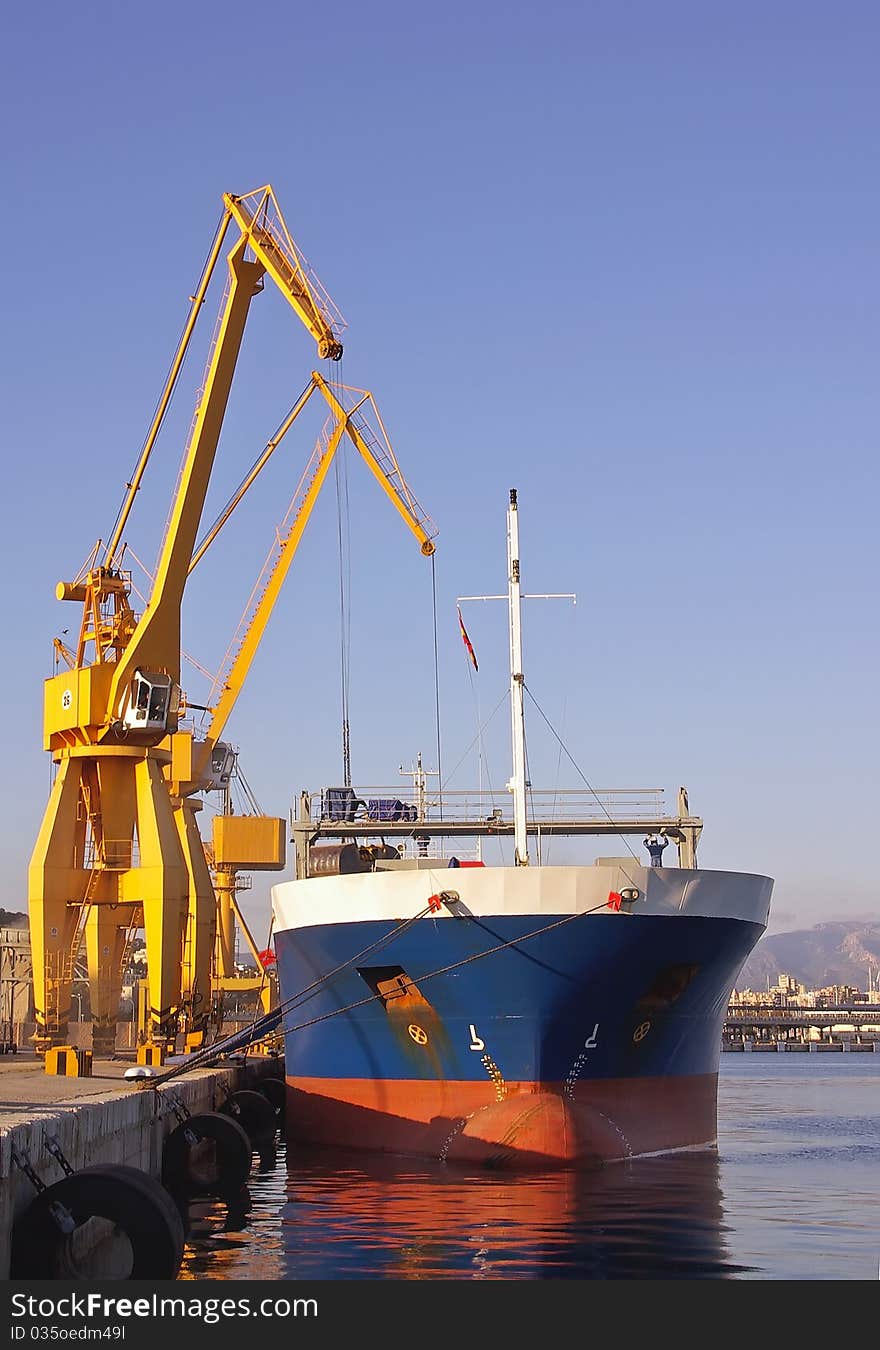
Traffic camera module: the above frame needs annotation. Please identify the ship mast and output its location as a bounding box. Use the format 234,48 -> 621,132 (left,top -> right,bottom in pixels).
507,488 -> 529,865
457,490 -> 573,866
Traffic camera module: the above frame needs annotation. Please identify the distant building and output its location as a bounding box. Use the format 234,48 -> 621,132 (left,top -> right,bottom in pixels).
731,969 -> 878,1011
0,924 -> 33,1046
813,984 -> 861,1008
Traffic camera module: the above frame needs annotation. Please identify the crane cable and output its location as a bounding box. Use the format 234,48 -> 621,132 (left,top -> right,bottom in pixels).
275,897 -> 620,1044
148,896 -> 447,1084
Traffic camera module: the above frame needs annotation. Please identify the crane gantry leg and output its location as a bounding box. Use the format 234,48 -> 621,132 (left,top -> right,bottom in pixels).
29,748 -> 195,1053
175,798 -> 216,1050
119,754 -> 190,1047
28,759 -> 89,1052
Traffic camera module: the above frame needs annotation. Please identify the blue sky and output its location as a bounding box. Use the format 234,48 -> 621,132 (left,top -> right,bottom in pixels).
1,1 -> 877,941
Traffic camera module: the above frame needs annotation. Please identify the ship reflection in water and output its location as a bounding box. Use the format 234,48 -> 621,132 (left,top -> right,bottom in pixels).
179,1144 -> 750,1280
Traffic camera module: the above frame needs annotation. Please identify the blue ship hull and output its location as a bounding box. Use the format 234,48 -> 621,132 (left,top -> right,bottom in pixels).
274,909 -> 763,1167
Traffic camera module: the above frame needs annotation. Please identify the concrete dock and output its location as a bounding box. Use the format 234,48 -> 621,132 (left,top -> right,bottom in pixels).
0,1051 -> 282,1278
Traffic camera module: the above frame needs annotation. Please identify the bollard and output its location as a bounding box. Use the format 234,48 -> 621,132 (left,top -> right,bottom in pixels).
136,1043 -> 166,1067
44,1047 -> 93,1077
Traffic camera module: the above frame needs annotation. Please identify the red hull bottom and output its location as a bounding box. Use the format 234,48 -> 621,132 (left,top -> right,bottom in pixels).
285,1074 -> 719,1169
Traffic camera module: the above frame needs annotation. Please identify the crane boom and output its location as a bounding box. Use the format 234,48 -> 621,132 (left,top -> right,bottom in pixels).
104,185 -> 344,572
185,372 -> 437,788
319,376 -> 436,558
106,237 -> 264,722
224,187 -> 345,361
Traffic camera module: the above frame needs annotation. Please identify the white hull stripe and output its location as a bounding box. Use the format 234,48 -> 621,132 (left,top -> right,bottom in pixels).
272,864 -> 773,934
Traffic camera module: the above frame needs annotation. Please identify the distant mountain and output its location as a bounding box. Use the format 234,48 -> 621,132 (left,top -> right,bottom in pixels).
0,909 -> 27,928
736,922 -> 880,992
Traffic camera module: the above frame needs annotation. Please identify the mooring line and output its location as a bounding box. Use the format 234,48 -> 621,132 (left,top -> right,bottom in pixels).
147,896 -> 452,1085
147,890 -> 627,1088
263,895 -> 623,1049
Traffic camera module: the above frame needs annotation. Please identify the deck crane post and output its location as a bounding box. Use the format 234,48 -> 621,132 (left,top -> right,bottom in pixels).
29,187 -> 345,1055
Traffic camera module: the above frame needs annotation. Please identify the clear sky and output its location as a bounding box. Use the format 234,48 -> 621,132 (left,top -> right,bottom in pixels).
1,1 -> 877,943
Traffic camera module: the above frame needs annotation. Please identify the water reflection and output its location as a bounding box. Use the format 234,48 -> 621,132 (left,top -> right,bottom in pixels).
180,1143 -> 749,1280
177,1060 -> 880,1281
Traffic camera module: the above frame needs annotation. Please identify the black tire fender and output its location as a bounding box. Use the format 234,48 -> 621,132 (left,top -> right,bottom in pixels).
10,1163 -> 185,1280
162,1110 -> 252,1199
220,1088 -> 278,1142
97,1162 -> 187,1239
257,1076 -> 286,1120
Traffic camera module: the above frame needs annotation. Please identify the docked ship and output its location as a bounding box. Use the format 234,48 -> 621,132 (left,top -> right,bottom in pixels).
271,491 -> 773,1168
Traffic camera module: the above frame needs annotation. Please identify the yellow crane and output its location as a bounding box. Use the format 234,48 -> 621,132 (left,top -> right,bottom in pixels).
29,186 -> 435,1055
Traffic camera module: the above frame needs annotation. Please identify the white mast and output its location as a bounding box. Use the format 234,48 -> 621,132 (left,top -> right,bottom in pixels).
507,488 -> 529,865
458,491 -> 573,866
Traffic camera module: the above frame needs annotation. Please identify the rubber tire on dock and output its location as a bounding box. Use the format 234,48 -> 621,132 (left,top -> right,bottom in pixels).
220,1088 -> 279,1143
10,1164 -> 185,1280
162,1110 -> 252,1200
257,1076 -> 286,1121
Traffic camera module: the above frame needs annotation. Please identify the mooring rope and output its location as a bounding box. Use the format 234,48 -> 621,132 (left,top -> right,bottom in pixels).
147,896 -> 452,1086
146,888 -> 629,1087
271,895 -> 621,1043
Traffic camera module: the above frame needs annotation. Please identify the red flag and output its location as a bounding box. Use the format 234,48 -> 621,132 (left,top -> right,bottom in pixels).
257,948 -> 277,968
606,891 -> 622,911
457,606 -> 478,671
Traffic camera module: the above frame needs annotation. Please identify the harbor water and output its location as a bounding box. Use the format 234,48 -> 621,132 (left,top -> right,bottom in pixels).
178,1056 -> 880,1280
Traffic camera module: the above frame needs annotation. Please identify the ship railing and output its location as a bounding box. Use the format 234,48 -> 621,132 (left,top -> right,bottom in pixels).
311,786 -> 668,826
394,840 -> 485,863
